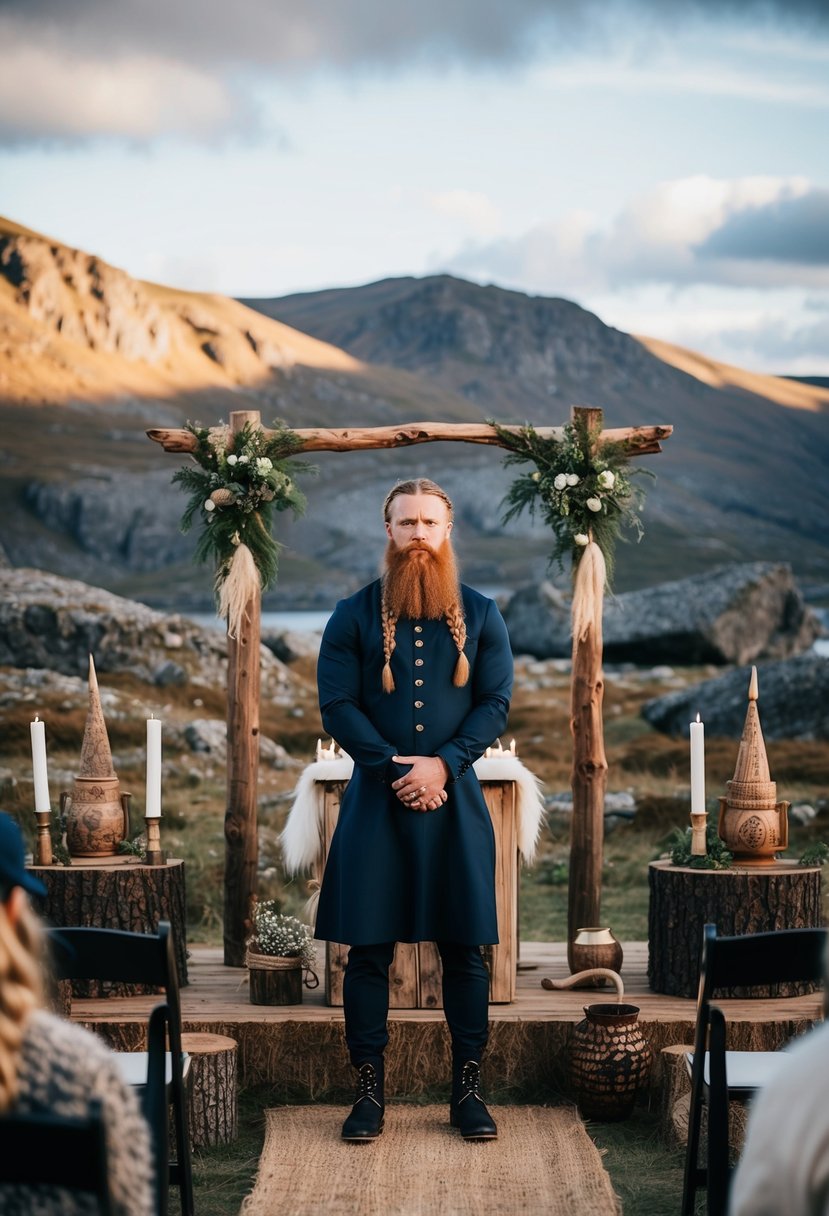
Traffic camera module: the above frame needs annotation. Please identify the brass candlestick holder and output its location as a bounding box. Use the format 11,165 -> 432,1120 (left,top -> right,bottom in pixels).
144,816 -> 166,866
690,811 -> 708,856
34,810 -> 53,866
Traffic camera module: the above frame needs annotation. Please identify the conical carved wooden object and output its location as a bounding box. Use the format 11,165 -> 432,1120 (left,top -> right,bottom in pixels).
79,654 -> 116,778
717,666 -> 789,864
62,654 -> 131,857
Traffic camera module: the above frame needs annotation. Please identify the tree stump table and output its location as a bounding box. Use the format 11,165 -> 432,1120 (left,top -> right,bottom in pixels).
648,859 -> 823,997
29,856 -> 188,994
181,1033 -> 238,1148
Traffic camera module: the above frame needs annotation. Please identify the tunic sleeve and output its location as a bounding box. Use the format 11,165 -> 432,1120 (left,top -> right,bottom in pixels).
434,598 -> 513,782
317,599 -> 401,782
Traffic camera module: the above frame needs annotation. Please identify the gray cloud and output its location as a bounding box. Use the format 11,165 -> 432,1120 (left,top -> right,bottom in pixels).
696,191 -> 829,264
0,0 -> 827,145
444,182 -> 829,295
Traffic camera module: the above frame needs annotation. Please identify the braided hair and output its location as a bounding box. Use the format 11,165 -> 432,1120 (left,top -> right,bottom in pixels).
381,480 -> 468,693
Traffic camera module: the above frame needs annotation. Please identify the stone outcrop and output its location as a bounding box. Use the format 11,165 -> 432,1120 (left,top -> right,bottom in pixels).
503,563 -> 822,664
0,232 -> 171,363
642,654 -> 829,740
0,567 -> 295,698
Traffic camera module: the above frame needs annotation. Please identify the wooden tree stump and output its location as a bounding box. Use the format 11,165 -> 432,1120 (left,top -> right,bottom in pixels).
180,1033 -> 238,1147
648,859 -> 823,997
30,858 -> 188,995
248,954 -> 304,1005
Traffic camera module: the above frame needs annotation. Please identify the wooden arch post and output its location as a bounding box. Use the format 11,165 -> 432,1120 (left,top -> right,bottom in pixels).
567,406 -> 607,964
149,415 -> 672,969
224,410 -> 262,965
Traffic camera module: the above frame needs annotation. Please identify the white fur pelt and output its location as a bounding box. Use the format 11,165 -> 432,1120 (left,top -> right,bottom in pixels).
279,753 -> 546,879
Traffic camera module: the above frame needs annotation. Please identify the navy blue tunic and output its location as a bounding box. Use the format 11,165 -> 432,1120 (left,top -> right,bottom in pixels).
313,580 -> 513,946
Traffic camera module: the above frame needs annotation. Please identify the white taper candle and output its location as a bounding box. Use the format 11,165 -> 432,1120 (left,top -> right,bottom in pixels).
145,715 -> 162,818
30,716 -> 51,813
690,713 -> 705,815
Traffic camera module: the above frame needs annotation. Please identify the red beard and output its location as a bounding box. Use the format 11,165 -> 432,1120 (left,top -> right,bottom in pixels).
383,539 -> 461,620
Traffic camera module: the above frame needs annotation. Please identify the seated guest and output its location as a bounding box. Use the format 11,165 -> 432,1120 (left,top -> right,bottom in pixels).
0,813 -> 154,1216
730,946 -> 829,1216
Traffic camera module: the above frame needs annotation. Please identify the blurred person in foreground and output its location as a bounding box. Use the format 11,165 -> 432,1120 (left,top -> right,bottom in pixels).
0,812 -> 154,1216
729,943 -> 829,1216
314,478 -> 513,1142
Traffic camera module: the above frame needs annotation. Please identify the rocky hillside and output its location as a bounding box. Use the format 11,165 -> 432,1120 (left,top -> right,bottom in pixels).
3,218 -> 829,608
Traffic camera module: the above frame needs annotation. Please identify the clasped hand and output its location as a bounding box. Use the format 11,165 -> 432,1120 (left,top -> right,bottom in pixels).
391,755 -> 449,812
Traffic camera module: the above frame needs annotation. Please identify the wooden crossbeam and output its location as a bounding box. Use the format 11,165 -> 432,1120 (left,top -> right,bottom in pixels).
147,421 -> 673,456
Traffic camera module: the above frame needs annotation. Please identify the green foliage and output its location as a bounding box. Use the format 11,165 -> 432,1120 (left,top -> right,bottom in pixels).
669,824 -> 734,870
118,832 -> 147,861
172,420 -> 314,593
799,841 -> 829,867
491,412 -> 652,585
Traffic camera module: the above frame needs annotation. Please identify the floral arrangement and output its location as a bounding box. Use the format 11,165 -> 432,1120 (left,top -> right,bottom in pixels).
668,825 -> 733,870
248,901 -> 317,969
492,412 -> 651,585
172,420 -> 311,592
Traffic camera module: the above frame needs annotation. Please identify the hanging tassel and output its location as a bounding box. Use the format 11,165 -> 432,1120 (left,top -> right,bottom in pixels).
453,651 -> 470,687
571,539 -> 606,650
382,661 -> 396,694
217,542 -> 261,640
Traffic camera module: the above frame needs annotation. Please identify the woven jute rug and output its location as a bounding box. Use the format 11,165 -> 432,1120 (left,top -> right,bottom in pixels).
242,1104 -> 621,1216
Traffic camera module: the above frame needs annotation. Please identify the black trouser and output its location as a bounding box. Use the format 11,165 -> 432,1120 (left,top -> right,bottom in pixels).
343,941 -> 490,1066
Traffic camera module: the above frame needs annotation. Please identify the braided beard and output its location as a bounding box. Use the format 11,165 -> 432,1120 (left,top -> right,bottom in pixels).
383,539 -> 460,621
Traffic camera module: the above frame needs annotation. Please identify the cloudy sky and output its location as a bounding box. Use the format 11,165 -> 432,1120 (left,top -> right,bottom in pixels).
2,0 -> 828,373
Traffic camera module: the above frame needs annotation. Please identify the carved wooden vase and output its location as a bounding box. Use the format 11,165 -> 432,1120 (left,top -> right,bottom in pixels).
568,1003 -> 652,1121
62,654 -> 130,857
568,927 -> 624,987
60,782 -> 131,857
717,666 -> 789,865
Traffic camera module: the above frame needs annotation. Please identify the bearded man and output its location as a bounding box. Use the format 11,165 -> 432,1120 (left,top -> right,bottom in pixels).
314,478 -> 514,1142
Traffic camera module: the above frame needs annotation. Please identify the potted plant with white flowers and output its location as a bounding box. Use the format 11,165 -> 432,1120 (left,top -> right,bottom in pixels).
246,900 -> 317,1005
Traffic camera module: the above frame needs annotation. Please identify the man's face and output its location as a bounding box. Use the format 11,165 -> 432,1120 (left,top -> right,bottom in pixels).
385,492 -> 453,553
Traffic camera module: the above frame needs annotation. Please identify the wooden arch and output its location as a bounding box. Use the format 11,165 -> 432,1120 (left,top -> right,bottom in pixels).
149,409 -> 672,965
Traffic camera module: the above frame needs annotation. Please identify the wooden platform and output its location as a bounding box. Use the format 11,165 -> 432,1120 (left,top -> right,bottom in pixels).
70,942 -> 823,1102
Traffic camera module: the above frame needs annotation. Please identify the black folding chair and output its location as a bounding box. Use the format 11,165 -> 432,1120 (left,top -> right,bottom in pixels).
0,1098 -> 112,1214
48,921 -> 193,1216
682,922 -> 827,1216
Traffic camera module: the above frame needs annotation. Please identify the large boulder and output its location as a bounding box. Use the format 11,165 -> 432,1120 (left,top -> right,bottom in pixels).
0,567 -> 295,698
503,562 -> 821,664
642,654 -> 829,740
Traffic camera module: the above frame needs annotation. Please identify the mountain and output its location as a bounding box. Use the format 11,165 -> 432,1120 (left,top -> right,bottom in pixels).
2,218 -> 829,609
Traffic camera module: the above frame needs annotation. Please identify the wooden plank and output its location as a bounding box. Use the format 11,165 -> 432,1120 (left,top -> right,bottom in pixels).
417,942 -> 443,1010
70,941 -> 823,1028
487,782 -> 517,1003
389,944 -> 419,1008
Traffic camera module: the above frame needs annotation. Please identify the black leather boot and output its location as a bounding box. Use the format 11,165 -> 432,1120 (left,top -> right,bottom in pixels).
450,1059 -> 498,1140
342,1059 -> 385,1141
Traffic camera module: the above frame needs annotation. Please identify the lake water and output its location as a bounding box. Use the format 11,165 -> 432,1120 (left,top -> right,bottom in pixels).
188,604 -> 829,654
188,610 -> 331,634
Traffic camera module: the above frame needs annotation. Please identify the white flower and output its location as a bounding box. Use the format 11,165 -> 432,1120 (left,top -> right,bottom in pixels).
531,471 -> 541,482
238,455 -> 249,464
554,473 -> 568,490
586,496 -> 602,512
598,469 -> 615,489
227,454 -> 238,466
204,499 -> 216,512
566,473 -> 580,487
574,533 -> 590,547
256,456 -> 273,472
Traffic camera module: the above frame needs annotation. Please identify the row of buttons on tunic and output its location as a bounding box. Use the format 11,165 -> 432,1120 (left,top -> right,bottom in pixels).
414,625 -> 425,731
